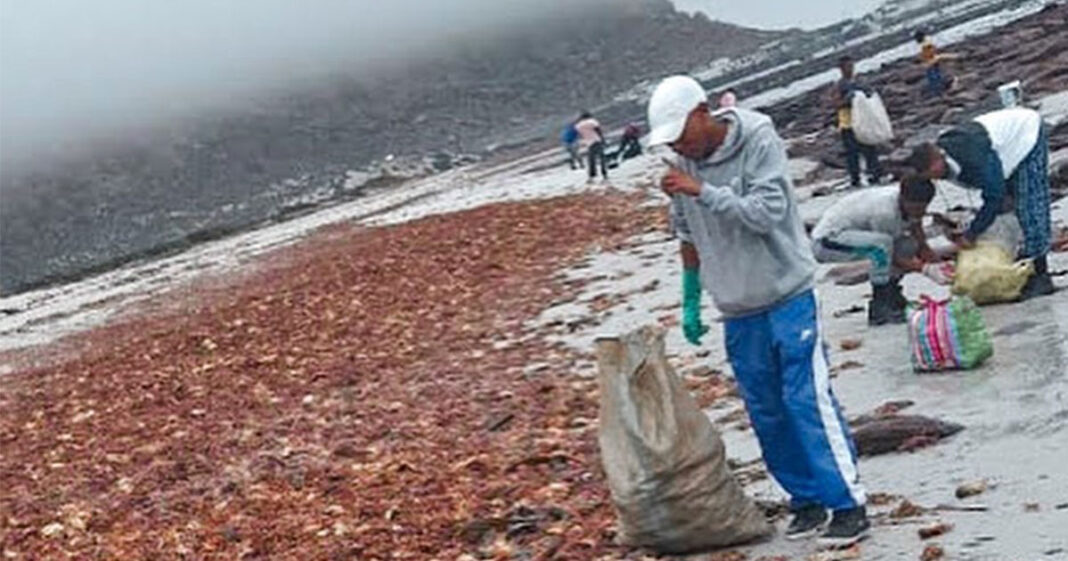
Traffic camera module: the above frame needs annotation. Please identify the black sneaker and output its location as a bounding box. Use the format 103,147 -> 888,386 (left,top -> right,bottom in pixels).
819,506 -> 870,546
1018,273 -> 1055,301
785,504 -> 829,540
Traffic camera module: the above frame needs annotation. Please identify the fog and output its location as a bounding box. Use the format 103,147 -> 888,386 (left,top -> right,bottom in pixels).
0,0 -> 609,171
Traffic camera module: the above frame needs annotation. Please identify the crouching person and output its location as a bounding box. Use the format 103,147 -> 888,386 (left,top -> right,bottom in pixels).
811,176 -> 948,325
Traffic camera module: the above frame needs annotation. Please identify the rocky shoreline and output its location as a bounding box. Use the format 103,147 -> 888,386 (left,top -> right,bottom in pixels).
764,2 -> 1068,192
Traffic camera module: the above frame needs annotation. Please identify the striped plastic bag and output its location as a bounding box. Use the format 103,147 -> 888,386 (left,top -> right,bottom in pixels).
908,296 -> 993,372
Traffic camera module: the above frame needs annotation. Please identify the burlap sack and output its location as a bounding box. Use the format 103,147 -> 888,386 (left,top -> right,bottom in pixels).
596,326 -> 771,554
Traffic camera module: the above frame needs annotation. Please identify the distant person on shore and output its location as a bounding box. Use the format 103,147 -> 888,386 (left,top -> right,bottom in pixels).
561,119 -> 581,170
914,30 -> 956,97
718,88 -> 737,109
610,122 -> 643,164
647,75 -> 870,545
909,106 -> 1054,299
831,56 -> 884,188
575,111 -> 608,182
811,176 -> 950,326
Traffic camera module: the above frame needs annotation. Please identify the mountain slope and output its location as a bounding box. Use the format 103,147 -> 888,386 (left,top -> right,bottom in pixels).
0,0 -> 780,295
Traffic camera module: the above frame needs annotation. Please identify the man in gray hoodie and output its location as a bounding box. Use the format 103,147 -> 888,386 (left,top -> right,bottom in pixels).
646,75 -> 868,545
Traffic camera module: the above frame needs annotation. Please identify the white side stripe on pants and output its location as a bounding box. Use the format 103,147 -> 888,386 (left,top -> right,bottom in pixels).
811,299 -> 866,506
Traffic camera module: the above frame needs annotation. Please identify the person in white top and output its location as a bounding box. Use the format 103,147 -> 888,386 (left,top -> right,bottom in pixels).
574,111 -> 608,182
908,107 -> 1053,299
810,177 -> 949,325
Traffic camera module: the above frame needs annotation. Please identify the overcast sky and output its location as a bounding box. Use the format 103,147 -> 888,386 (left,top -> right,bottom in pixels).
672,0 -> 888,29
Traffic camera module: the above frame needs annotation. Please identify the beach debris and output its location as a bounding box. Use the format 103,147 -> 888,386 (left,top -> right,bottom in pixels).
955,479 -> 988,499
920,544 -> 945,561
851,415 -> 963,457
890,500 -> 926,519
918,522 -> 954,540
839,338 -> 863,351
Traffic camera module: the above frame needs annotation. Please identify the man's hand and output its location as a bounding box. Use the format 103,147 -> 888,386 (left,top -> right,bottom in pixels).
918,245 -> 938,262
922,262 -> 956,285
950,231 -> 975,250
661,167 -> 702,197
900,256 -> 925,273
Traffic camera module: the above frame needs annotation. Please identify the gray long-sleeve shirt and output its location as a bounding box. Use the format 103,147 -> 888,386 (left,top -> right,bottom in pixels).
670,108 -> 816,317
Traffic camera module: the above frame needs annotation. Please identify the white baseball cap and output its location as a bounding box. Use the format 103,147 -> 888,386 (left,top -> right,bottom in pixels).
646,75 -> 708,146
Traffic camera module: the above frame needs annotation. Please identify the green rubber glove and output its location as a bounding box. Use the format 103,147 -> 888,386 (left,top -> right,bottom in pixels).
682,268 -> 708,345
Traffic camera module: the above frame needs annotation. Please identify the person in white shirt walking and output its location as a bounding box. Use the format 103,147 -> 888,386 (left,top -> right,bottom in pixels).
574,111 -> 608,182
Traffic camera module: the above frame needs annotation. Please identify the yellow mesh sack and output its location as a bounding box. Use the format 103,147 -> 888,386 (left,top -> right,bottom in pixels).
952,242 -> 1033,305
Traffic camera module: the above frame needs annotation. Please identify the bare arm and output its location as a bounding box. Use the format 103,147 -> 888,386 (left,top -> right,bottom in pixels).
681,241 -> 700,270
910,219 -> 937,262
826,84 -> 842,115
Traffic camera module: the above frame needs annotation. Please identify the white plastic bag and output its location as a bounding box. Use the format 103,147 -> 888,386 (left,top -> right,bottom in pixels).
976,212 -> 1022,255
596,326 -> 770,554
851,91 -> 894,145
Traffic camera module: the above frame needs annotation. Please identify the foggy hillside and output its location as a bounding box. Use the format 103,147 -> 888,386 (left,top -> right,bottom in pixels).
0,0 -> 779,295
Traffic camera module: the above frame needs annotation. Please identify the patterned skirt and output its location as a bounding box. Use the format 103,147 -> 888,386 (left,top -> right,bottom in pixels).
1010,124 -> 1050,258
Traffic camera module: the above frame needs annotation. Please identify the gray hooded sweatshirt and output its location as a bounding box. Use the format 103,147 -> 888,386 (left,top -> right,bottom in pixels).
670,108 -> 815,317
